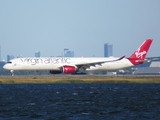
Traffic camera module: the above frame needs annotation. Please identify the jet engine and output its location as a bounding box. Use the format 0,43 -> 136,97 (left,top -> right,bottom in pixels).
49,65 -> 77,74
61,65 -> 77,74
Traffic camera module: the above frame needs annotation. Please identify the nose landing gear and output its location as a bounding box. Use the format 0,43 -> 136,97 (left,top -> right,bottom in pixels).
10,70 -> 14,76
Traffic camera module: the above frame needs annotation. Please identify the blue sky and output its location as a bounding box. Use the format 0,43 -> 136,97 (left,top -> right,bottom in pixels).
0,0 -> 160,60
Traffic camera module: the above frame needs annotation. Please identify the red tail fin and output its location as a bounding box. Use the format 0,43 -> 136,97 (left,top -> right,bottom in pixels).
128,39 -> 153,65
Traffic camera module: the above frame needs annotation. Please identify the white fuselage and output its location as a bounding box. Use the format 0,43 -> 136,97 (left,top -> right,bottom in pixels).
3,57 -> 134,71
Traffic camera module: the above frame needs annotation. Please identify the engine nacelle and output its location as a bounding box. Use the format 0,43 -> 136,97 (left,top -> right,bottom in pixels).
62,65 -> 76,74
49,70 -> 62,74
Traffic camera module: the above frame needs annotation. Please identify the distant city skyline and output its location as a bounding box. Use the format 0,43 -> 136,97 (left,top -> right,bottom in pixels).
0,39 -> 156,61
0,48 -> 76,61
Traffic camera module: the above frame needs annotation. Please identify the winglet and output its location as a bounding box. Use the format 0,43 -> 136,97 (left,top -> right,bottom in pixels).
118,55 -> 125,60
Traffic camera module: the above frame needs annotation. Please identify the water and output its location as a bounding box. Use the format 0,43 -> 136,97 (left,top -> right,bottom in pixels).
0,83 -> 160,120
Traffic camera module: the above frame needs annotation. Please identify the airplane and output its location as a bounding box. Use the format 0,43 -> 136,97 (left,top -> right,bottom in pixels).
3,39 -> 152,76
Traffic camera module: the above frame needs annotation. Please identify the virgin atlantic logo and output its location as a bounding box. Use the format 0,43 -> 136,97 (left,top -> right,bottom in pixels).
135,48 -> 147,59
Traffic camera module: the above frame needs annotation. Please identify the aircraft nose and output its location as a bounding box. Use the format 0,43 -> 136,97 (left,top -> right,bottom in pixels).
3,64 -> 8,70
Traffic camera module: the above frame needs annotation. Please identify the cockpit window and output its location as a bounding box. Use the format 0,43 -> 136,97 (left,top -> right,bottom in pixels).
7,62 -> 12,64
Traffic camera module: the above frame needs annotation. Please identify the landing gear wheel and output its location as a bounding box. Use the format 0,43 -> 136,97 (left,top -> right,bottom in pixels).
10,70 -> 14,76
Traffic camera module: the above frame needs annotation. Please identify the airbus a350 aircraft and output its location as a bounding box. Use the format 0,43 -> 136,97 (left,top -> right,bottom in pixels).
3,39 -> 152,75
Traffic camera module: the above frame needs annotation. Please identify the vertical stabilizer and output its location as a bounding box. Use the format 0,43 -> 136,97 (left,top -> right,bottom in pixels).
128,39 -> 153,65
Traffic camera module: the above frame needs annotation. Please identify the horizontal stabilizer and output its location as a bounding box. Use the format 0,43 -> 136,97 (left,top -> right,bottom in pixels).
135,59 -> 151,63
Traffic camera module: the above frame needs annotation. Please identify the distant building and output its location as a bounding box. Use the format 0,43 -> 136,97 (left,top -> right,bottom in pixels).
0,61 -> 6,69
64,51 -> 74,57
0,45 -> 1,61
104,43 -> 113,57
7,55 -> 14,62
17,54 -> 22,58
64,48 -> 69,53
35,51 -> 40,57
62,48 -> 74,57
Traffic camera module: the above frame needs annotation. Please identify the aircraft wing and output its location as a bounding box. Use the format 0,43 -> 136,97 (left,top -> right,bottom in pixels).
74,55 -> 125,68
